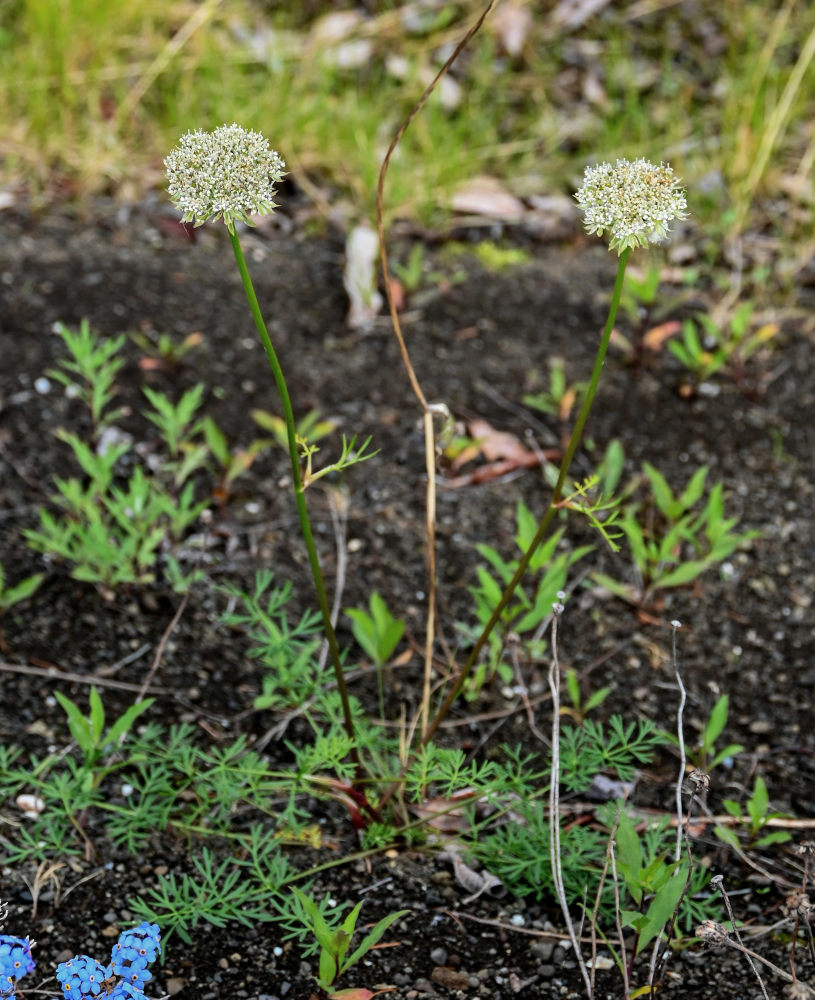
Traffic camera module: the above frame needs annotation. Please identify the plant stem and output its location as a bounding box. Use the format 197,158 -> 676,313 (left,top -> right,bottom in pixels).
423,247 -> 630,743
228,230 -> 358,755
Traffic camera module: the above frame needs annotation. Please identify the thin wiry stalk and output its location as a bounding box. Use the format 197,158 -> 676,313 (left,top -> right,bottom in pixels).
648,619 -> 689,991
711,874 -> 771,1000
609,833 -> 631,999
548,599 -> 593,997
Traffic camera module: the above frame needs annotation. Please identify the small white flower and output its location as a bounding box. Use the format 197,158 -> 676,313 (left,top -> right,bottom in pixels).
164,123 -> 286,235
575,158 -> 688,255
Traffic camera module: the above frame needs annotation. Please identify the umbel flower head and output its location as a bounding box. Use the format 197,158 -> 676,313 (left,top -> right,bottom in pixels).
165,123 -> 286,235
575,158 -> 688,255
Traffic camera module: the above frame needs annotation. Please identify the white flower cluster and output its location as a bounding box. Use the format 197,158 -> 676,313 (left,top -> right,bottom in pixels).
164,123 -> 286,234
575,158 -> 688,255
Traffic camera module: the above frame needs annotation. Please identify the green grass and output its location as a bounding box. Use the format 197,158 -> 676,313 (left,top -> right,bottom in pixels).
1,0 -> 813,243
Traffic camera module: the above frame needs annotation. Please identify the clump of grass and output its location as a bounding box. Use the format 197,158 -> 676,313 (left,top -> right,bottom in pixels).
1,3 -> 813,241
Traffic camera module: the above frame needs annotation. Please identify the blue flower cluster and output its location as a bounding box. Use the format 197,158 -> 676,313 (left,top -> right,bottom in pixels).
0,922 -> 161,1000
0,936 -> 35,997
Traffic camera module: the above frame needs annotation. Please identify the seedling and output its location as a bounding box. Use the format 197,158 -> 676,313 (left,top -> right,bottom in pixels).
592,463 -> 758,604
667,693 -> 744,773
201,416 -> 271,505
560,667 -> 611,724
613,806 -> 689,958
715,775 -> 792,850
346,593 -> 405,667
131,328 -> 203,371
668,301 -> 779,387
54,686 -> 154,790
48,320 -> 127,442
0,562 -> 43,620
461,502 -> 592,696
291,887 -> 408,998
346,592 -> 406,720
524,356 -> 587,425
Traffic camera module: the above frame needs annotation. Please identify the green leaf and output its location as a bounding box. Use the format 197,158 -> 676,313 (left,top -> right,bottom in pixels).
565,668 -> 580,710
599,439 -> 625,494
754,830 -> 792,847
0,572 -> 44,611
679,466 -> 709,512
653,559 -> 710,589
340,901 -> 364,939
292,888 -> 337,953
88,686 -> 105,744
584,686 -> 612,713
343,909 -> 410,977
703,695 -> 730,750
104,698 -> 155,748
202,417 -> 230,466
643,462 -> 678,519
713,824 -> 742,850
590,571 -> 637,603
614,809 -> 644,904
319,947 -> 339,989
635,864 -> 687,955
346,609 -> 378,663
746,776 -> 768,828
54,691 -> 94,753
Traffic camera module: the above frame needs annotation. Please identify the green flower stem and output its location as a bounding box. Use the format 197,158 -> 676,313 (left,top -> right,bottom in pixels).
228,230 -> 358,754
423,248 -> 631,745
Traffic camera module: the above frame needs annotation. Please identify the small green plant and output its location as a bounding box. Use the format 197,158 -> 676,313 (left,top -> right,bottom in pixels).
592,462 -> 758,604
715,775 -> 792,850
142,383 -> 209,486
252,407 -> 337,451
461,501 -> 592,696
618,263 -> 663,326
346,592 -> 406,720
613,805 -> 690,958
54,686 -> 154,791
346,593 -> 405,667
47,319 -> 126,441
131,328 -> 203,371
523,357 -> 587,425
26,324 -> 211,588
560,667 -> 611,724
201,416 -> 271,504
291,887 -> 409,998
669,693 -> 744,773
252,407 -> 376,489
668,302 -> 779,386
25,441 -> 207,587
0,561 -> 43,619
391,242 -> 427,295
218,571 -> 326,711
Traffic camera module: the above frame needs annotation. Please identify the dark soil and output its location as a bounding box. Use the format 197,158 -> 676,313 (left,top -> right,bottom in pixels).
1,198 -> 814,1000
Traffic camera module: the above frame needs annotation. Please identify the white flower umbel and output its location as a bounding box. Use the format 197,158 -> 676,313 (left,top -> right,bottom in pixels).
575,158 -> 687,255
164,123 -> 286,235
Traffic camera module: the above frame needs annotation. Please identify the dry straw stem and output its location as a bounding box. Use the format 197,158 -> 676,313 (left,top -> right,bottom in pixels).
375,0 -> 497,741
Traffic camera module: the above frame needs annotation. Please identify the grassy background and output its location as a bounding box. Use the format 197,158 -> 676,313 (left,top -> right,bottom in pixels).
0,0 -> 813,250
